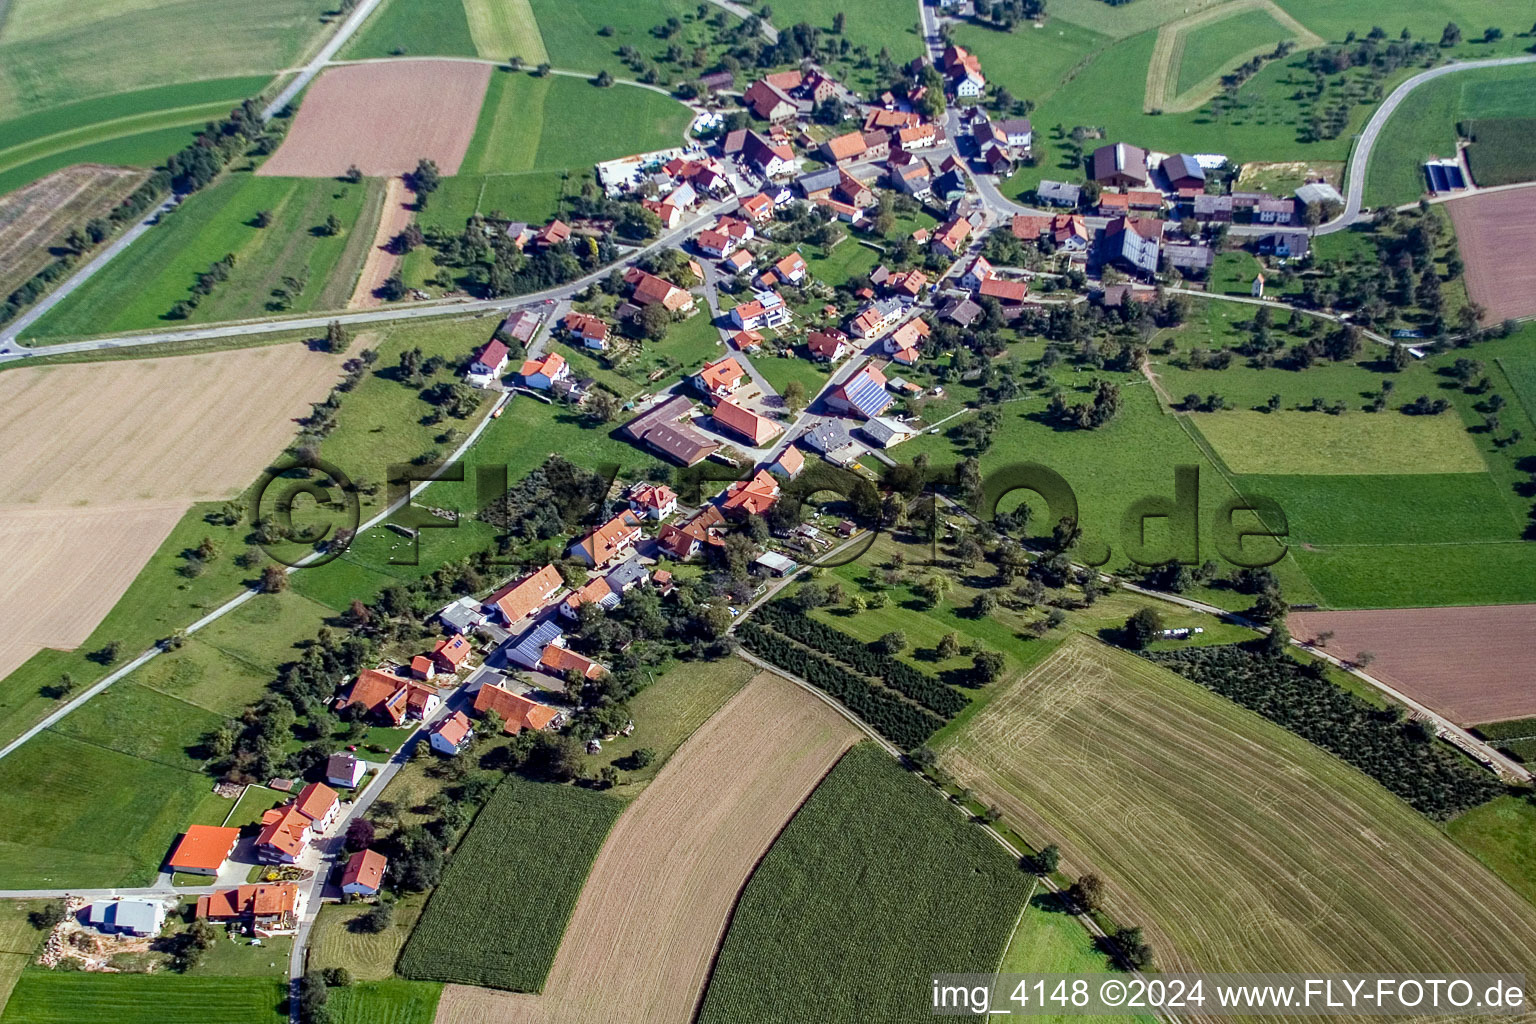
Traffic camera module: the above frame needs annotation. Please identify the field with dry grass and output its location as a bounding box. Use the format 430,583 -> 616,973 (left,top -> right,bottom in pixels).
1291,605 -> 1536,725
259,61 -> 489,178
0,344 -> 349,679
0,164 -> 147,297
348,176 -> 413,308
934,634 -> 1536,1018
433,671 -> 859,1024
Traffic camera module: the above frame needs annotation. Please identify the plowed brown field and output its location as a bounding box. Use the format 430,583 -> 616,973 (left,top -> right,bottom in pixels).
434,670 -> 859,1024
0,344 -> 350,679
1447,189 -> 1536,323
1291,605 -> 1536,724
258,61 -> 490,178
348,177 -> 413,308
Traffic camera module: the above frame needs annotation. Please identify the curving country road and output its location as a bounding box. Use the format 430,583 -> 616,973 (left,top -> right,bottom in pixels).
1331,53 -> 1536,231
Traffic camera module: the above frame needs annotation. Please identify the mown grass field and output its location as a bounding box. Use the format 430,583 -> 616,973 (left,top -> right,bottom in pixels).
584,656 -> 757,796
1189,408 -> 1487,474
327,980 -> 443,1024
1365,66 -> 1536,206
752,350 -> 830,398
0,0 -> 320,119
343,0 -> 479,59
1497,355 -> 1536,425
463,0 -> 547,63
697,744 -> 1030,1024
0,902 -> 47,1016
397,779 -> 623,991
1000,895 -> 1155,1024
950,21 -> 1108,107
526,0 -> 737,75
311,895 -> 429,981
462,71 -> 691,175
29,174 -> 379,339
1447,795 -> 1536,908
0,972 -> 286,1024
0,123 -> 205,200
1173,7 -> 1295,95
934,635 -> 1536,984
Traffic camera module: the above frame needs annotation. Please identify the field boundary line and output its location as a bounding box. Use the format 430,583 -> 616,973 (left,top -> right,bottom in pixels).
0,100 -> 245,176
1145,0 -> 1324,115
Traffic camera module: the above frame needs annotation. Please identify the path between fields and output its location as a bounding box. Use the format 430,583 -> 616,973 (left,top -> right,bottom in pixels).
326,55 -> 682,101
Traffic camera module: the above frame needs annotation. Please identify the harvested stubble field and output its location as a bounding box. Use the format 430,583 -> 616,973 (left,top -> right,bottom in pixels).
259,61 -> 490,178
0,164 -> 146,296
1289,605 -> 1536,724
0,345 -> 349,680
348,176 -> 413,308
433,671 -> 859,1024
934,635 -> 1536,1017
1447,189 -> 1536,323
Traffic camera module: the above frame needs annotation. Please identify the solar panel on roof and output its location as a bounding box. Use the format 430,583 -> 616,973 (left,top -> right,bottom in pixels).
844,373 -> 893,417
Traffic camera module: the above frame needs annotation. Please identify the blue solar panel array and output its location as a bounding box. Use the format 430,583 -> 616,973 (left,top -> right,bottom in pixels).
843,371 -> 894,418
1425,162 -> 1466,193
509,619 -> 563,666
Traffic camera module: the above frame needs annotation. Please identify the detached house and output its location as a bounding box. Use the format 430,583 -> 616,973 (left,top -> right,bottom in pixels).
519,351 -> 569,390
340,850 -> 388,897
625,267 -> 694,312
741,131 -> 796,178
694,356 -> 746,399
628,482 -> 677,520
658,505 -> 727,560
474,682 -> 565,734
696,227 -> 736,259
770,444 -> 804,478
826,363 -> 894,419
197,883 -> 298,936
569,511 -> 643,568
807,329 -> 851,362
338,669 -> 440,726
884,317 -> 931,365
730,290 -> 788,331
468,339 -> 509,378
326,752 -> 365,789
429,710 -> 474,756
850,297 -> 904,339
720,469 -> 781,518
562,312 -> 610,351
255,782 -> 338,864
167,825 -> 240,877
484,564 -> 564,625
743,79 -> 799,123
820,130 -> 867,165
930,217 -> 972,257
959,254 -> 993,290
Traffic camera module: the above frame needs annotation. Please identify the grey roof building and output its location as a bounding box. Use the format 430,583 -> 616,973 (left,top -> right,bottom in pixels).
1036,180 -> 1081,207
1294,181 -> 1344,207
797,166 -> 842,195
1163,243 -> 1214,276
802,419 -> 854,455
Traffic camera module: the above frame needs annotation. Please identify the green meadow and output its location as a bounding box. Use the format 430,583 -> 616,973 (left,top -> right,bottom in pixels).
343,0 -> 479,60
28,174 -> 380,339
0,973 -> 286,1024
1175,8 -> 1296,95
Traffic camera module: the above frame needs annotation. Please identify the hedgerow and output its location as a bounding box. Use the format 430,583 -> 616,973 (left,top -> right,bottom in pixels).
738,622 -> 942,749
1144,645 -> 1502,820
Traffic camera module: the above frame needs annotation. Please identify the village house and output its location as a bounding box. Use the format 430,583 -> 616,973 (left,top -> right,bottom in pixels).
484,564 -> 565,625
720,248 -> 754,275
1100,217 -> 1162,279
429,710 -> 474,756
569,511 -> 643,568
1190,193 -> 1234,223
86,900 -> 166,938
340,850 -> 388,897
850,296 -> 904,338
860,415 -> 917,448
712,397 -> 784,447
1255,197 -> 1296,224
743,78 -> 800,123
826,363 -> 894,419
834,171 -> 875,208
941,44 -> 986,97
939,295 -> 982,327
627,482 -> 677,520
437,596 -> 485,635
474,682 -> 566,734
801,418 -> 862,465
1050,214 -> 1090,251
468,339 -> 509,379
888,155 -> 933,197
930,217 -> 972,257
739,192 -> 774,222
559,575 -> 621,620
167,825 -> 240,877
1163,243 -> 1214,278
797,165 -> 841,199
729,290 -> 789,330
196,883 -> 299,935
978,116 -> 1032,152
886,268 -> 927,298
641,198 -> 682,229
1091,142 -> 1150,188
694,355 -> 746,399
518,351 -> 569,391
409,634 -> 471,680
625,267 -> 694,312
978,277 -> 1029,305
338,669 -> 441,726
761,251 -> 807,287
1036,179 -> 1082,208
658,504 -> 727,559
325,751 -> 365,789
770,445 -> 804,478
896,123 -> 940,150
720,469 -> 781,518
958,254 -> 993,290
255,782 -> 338,864
562,312 -> 610,351
820,130 -> 867,165
807,329 -> 851,362
498,309 -> 541,346
884,317 -> 931,365
1256,230 -> 1310,260
740,131 -> 796,178
695,227 -> 736,259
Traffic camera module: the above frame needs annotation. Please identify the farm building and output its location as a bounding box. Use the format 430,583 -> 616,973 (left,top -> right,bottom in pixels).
473,682 -> 566,734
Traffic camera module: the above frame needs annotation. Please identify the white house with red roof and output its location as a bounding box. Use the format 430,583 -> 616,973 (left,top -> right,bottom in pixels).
519,351 -> 569,390
568,511 -> 644,568
340,850 -> 388,896
255,782 -> 338,864
627,482 -> 678,520
693,356 -> 746,400
430,711 -> 474,756
469,339 -> 509,378
696,227 -> 736,259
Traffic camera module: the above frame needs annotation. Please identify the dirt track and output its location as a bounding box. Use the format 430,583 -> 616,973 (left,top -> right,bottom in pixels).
433,671 -> 859,1024
1291,605 -> 1536,724
0,344 -> 349,679
258,61 -> 490,178
348,177 -> 413,308
1447,190 -> 1536,323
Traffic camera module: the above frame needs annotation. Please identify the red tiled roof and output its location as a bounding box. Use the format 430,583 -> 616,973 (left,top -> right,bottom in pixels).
341,849 -> 387,891
978,278 -> 1028,303
433,710 -> 473,746
198,883 -> 297,922
713,398 -> 784,446
572,511 -> 642,565
540,644 -> 605,679
256,804 -> 311,859
476,339 -> 508,370
697,356 -> 744,393
474,683 -> 562,733
487,565 -> 564,623
168,825 -> 239,873
295,781 -> 337,823
519,351 -> 566,379
721,469 -> 781,517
